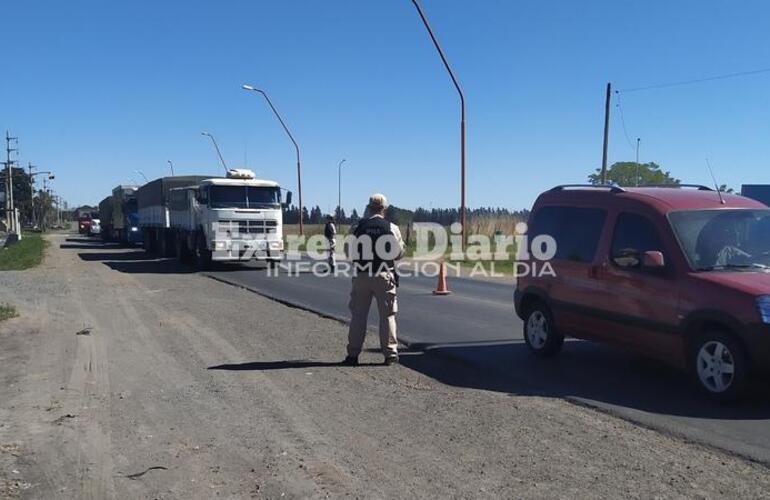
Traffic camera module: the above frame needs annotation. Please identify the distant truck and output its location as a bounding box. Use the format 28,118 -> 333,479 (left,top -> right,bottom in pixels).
741,185 -> 770,207
138,170 -> 289,269
99,186 -> 142,245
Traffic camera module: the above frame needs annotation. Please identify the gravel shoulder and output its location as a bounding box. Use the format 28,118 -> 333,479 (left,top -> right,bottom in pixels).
1,233 -> 770,499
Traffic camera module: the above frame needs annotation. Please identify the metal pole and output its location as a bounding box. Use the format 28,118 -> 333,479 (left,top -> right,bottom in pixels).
242,85 -> 304,235
337,158 -> 346,223
29,163 -> 35,227
201,132 -> 229,174
411,0 -> 466,250
600,82 -> 611,185
167,160 -> 175,176
635,138 -> 641,187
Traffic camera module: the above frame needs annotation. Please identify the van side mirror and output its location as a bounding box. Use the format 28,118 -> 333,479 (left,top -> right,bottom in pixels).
283,191 -> 293,208
643,250 -> 665,269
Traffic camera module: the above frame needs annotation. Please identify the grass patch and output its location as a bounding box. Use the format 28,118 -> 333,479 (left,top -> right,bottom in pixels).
0,233 -> 47,271
0,303 -> 18,322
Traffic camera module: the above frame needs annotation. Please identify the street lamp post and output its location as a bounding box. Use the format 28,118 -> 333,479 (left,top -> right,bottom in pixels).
201,132 -> 229,175
167,160 -> 175,176
410,0 -> 466,250
242,84 -> 304,235
337,158 -> 346,223
635,138 -> 641,187
134,170 -> 149,183
28,164 -> 54,227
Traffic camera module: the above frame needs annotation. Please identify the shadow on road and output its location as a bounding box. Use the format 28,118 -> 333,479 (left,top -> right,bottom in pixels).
399,340 -> 770,421
208,359 -> 383,370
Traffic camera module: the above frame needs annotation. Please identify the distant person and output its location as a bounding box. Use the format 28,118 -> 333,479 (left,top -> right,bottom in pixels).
343,194 -> 405,366
324,214 -> 337,271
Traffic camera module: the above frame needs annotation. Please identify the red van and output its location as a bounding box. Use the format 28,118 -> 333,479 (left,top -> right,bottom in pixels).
515,185 -> 770,400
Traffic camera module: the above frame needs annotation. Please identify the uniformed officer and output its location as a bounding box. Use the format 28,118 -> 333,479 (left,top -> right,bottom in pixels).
343,193 -> 405,366
324,214 -> 337,270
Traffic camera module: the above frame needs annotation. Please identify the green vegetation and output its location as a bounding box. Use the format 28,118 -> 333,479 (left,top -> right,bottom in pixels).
0,233 -> 47,271
589,161 -> 680,187
0,303 -> 18,322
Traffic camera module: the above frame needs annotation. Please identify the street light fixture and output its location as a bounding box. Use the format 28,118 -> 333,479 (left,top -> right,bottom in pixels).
134,170 -> 149,183
410,0 -> 466,250
337,158 -> 346,223
242,84 -> 304,235
167,160 -> 175,176
201,132 -> 230,174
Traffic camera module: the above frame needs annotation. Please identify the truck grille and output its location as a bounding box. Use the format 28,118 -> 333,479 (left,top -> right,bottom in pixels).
215,219 -> 278,236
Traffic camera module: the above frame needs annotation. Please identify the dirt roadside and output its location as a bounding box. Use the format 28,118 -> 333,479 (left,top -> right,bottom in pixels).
2,233 -> 770,499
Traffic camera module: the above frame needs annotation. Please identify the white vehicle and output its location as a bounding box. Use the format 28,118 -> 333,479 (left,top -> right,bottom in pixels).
89,218 -> 101,236
168,169 -> 290,269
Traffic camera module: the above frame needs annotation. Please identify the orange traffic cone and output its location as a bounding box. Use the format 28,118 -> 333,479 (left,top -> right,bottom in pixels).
433,258 -> 452,295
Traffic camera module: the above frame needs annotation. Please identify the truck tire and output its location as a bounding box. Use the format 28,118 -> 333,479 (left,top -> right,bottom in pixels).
194,233 -> 212,271
143,229 -> 154,254
176,232 -> 191,263
158,231 -> 169,257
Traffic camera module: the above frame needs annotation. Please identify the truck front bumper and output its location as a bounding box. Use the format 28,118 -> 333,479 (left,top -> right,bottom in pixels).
211,240 -> 284,261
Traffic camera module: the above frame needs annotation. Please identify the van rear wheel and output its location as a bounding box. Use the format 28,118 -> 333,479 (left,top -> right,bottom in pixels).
523,303 -> 563,357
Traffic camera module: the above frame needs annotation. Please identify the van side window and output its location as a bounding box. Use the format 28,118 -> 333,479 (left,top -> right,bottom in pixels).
611,213 -> 665,269
529,206 -> 606,263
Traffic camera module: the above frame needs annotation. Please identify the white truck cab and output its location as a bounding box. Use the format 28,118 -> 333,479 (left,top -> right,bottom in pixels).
169,169 -> 290,269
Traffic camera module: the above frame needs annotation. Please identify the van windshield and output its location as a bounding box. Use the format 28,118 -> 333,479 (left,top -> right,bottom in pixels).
209,186 -> 281,209
669,209 -> 770,271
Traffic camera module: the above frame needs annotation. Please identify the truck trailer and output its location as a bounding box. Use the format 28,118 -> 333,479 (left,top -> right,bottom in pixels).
741,185 -> 770,207
98,195 -> 112,240
137,176 -> 211,256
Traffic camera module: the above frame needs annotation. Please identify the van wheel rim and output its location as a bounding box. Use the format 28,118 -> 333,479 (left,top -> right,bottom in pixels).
696,341 -> 735,393
527,311 -> 548,349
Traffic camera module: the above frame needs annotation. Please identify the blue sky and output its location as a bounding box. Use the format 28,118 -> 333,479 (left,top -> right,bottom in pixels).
1,0 -> 769,213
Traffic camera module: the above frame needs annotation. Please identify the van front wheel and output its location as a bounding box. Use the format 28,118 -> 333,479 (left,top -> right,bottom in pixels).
692,331 -> 747,401
523,303 -> 563,357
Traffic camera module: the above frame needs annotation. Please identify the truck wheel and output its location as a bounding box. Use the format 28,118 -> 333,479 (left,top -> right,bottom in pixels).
143,230 -> 154,254
523,302 -> 563,357
176,233 -> 190,263
194,234 -> 212,271
691,331 -> 747,401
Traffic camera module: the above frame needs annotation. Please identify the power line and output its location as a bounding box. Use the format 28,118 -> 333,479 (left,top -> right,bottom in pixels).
614,93 -> 636,151
618,66 -> 770,93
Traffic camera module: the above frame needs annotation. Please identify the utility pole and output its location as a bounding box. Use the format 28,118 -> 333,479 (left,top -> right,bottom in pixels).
4,131 -> 19,232
29,163 -> 36,227
600,82 -> 611,185
635,138 -> 641,186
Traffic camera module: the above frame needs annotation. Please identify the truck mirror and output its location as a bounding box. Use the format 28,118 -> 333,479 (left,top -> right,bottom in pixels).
283,191 -> 293,208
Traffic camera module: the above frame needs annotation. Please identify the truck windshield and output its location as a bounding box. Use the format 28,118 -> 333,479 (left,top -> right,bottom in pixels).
209,186 -> 280,209
669,209 -> 770,271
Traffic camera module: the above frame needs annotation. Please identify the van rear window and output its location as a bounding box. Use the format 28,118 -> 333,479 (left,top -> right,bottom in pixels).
529,206 -> 606,263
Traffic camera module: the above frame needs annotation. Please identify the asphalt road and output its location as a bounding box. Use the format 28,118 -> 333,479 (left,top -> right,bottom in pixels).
207,257 -> 770,465
72,243 -> 770,465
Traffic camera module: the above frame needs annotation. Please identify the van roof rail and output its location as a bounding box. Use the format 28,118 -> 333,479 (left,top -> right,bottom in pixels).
638,184 -> 713,191
550,184 -> 626,194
